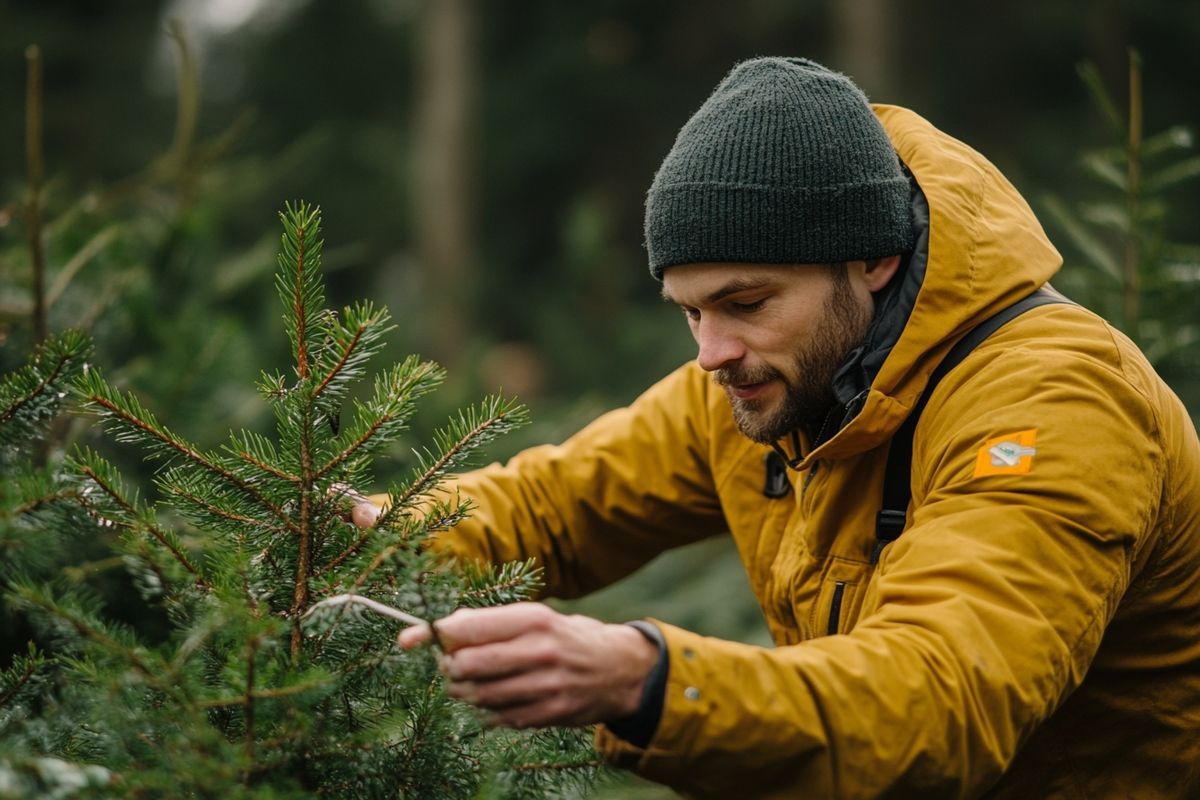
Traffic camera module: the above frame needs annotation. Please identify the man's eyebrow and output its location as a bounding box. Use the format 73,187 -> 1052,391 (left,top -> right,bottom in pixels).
661,277 -> 773,305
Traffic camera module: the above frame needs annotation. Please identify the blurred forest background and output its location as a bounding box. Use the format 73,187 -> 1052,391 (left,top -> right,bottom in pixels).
2,1 -> 1199,795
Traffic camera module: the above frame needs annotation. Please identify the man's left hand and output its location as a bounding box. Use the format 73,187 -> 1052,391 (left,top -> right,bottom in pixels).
398,602 -> 659,729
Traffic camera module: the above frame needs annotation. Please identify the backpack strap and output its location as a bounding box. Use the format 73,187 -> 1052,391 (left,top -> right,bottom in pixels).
870,285 -> 1071,564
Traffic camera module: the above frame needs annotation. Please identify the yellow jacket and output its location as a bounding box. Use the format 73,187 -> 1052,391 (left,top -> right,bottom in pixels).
433,106 -> 1200,798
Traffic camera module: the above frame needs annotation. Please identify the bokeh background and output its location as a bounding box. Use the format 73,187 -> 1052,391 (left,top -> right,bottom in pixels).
3,1 -> 1199,796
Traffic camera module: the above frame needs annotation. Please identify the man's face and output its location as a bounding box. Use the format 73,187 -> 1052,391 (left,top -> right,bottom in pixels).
661,262 -> 874,444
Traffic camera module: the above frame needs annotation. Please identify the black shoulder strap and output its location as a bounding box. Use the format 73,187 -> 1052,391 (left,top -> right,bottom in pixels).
870,286 -> 1070,564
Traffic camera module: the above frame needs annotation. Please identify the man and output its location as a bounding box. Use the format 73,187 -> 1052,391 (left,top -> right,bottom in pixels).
371,58 -> 1200,797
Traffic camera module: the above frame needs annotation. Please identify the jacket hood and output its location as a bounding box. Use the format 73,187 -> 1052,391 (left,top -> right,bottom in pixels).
802,104 -> 1063,464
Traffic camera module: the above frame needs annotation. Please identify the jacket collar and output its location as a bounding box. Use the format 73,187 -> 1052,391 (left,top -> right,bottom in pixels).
777,104 -> 1063,469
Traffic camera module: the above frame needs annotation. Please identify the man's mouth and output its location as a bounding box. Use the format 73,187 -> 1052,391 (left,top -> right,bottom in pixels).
729,380 -> 771,400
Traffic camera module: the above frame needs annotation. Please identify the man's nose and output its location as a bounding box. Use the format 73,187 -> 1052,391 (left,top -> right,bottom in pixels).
695,319 -> 745,372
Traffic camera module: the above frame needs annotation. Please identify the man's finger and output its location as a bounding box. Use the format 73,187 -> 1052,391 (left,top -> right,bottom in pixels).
398,622 -> 434,649
440,634 -> 557,681
485,694 -> 582,729
446,669 -> 571,714
426,603 -> 557,651
351,501 -> 381,528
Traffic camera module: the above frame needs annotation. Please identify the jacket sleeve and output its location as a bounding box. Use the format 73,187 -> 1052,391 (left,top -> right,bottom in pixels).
430,362 -> 730,599
595,342 -> 1164,798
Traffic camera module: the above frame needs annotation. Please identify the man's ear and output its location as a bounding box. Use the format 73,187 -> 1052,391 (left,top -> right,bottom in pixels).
855,255 -> 903,293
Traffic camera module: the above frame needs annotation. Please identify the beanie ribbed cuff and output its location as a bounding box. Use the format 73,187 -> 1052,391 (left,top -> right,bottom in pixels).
647,176 -> 914,278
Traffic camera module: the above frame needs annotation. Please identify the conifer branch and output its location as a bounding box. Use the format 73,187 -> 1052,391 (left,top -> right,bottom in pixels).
509,759 -> 605,773
351,541 -> 412,594
293,223 -> 311,380
0,339 -> 77,428
313,323 -> 365,400
170,486 -> 285,539
77,463 -> 211,590
0,659 -> 37,710
233,449 -> 299,484
290,335 -> 319,657
290,441 -> 314,658
277,202 -> 323,383
81,384 -> 300,535
9,487 -> 77,518
388,400 -> 526,512
343,500 -> 467,590
14,589 -> 163,685
317,527 -> 377,578
196,679 -> 330,708
313,359 -> 444,481
458,559 -> 543,607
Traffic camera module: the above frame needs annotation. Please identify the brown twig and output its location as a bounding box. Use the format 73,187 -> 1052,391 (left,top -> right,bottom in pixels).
163,21 -> 198,180
244,637 -> 259,773
293,222 -> 310,380
196,679 -> 329,708
46,225 -> 119,308
25,45 -> 47,347
289,220 -> 317,657
8,487 -> 77,518
1123,48 -> 1143,341
350,541 -> 410,593
290,420 -> 314,658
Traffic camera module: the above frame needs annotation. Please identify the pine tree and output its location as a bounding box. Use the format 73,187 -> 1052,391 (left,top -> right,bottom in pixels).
3,202 -> 602,798
0,329 -> 111,795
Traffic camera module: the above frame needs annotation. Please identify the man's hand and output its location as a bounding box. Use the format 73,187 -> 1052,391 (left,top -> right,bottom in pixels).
398,602 -> 659,729
331,483 -> 381,528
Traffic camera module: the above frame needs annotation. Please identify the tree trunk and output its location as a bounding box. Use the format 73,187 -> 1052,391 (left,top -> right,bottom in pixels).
830,0 -> 896,97
412,0 -> 475,370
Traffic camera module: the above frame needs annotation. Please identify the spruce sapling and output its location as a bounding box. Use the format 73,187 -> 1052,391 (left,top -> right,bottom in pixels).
7,202 -> 601,798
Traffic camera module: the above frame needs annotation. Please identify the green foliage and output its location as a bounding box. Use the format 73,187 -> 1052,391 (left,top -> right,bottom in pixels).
1043,50 -> 1200,373
3,203 -> 600,798
0,330 -> 90,454
0,332 -> 104,799
0,328 -> 93,613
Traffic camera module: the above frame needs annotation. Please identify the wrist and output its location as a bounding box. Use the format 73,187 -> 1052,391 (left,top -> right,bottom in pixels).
610,622 -> 661,717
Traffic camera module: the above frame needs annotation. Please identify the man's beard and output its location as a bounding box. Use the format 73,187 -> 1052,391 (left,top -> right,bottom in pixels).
715,268 -> 872,445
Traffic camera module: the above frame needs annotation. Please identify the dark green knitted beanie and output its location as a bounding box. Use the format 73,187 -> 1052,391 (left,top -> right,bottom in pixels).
645,57 -> 914,279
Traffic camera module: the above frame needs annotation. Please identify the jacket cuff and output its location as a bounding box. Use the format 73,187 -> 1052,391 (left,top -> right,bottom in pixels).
595,621 -> 717,775
605,620 -> 668,747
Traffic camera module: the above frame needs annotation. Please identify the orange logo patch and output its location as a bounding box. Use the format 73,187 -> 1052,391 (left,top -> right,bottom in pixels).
974,429 -> 1038,477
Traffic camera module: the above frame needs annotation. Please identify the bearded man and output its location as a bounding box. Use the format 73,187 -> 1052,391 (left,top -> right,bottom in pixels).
370,57 -> 1200,798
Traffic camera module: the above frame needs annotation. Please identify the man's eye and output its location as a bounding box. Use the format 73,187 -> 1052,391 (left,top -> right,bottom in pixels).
731,299 -> 765,313
681,307 -> 700,322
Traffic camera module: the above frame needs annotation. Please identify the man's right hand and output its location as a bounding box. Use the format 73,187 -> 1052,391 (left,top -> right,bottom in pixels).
398,603 -> 659,730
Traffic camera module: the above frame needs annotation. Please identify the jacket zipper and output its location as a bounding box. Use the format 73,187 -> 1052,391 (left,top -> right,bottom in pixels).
801,460 -> 820,498
826,580 -> 847,636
